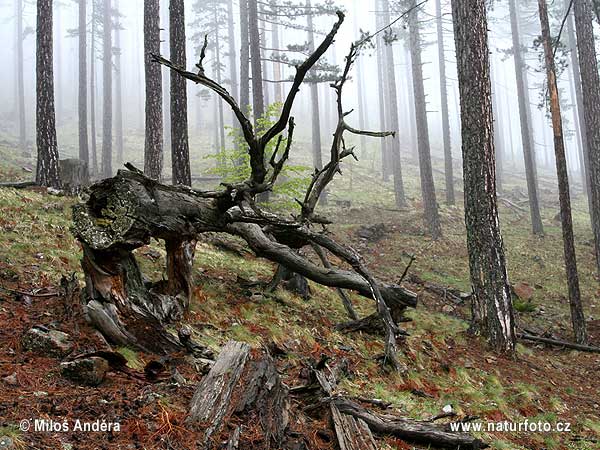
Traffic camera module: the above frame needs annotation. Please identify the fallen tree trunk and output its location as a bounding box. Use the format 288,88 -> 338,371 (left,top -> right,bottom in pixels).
518,333 -> 600,353
72,168 -> 417,354
332,398 -> 486,449
0,181 -> 36,189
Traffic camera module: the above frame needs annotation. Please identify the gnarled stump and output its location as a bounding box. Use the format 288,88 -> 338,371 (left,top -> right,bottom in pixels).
187,341 -> 290,449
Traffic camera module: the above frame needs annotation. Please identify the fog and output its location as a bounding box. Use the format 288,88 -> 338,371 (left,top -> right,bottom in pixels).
0,0 -> 588,181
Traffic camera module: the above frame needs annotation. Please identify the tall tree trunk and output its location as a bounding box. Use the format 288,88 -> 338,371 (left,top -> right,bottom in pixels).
508,0 -> 544,235
306,0 -> 323,173
36,0 -> 61,188
538,0 -> 587,345
375,4 -> 389,179
161,2 -> 171,158
214,4 -> 226,156
239,0 -> 250,115
54,3 -> 63,125
101,0 -> 113,179
491,57 -> 503,193
573,0 -> 600,275
78,0 -> 89,166
381,0 -> 406,208
248,0 -> 264,126
353,0 -> 367,158
144,0 -> 163,180
90,0 -> 98,176
566,6 -> 592,209
114,0 -> 123,168
408,0 -> 441,238
435,0 -> 455,205
405,45 -> 418,163
270,1 -> 283,103
227,0 -> 239,105
259,4 -> 270,108
16,0 -> 26,154
451,0 -> 516,354
169,0 -> 191,186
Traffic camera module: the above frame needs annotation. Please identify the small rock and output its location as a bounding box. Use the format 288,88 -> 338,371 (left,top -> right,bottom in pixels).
513,282 -> 534,300
442,305 -> 455,314
2,372 -> 18,386
60,357 -> 109,386
442,404 -> 454,414
33,391 -> 48,397
22,327 -> 73,357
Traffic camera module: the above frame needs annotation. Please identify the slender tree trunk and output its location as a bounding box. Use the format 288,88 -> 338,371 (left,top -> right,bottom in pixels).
306,0 -> 323,173
54,3 -> 63,125
405,44 -> 418,163
248,0 -> 264,125
573,0 -> 600,275
508,0 -> 544,235
161,2 -> 171,158
451,0 -> 516,354
227,0 -> 239,105
78,0 -> 89,166
239,0 -> 250,114
381,0 -> 406,208
214,5 -> 226,156
101,0 -> 113,178
375,4 -> 389,178
259,4 -> 270,108
408,0 -> 441,238
566,6 -> 592,207
36,0 -> 61,188
16,0 -> 26,154
538,0 -> 587,345
353,0 -> 367,158
90,1 -> 98,176
144,0 -> 163,179
114,0 -> 123,168
169,0 -> 191,186
270,1 -> 283,103
435,0 -> 455,205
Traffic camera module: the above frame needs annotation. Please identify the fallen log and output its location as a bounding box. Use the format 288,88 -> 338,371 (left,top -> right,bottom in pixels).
72,168 -> 416,354
332,398 -> 486,450
517,333 -> 600,353
0,181 -> 36,189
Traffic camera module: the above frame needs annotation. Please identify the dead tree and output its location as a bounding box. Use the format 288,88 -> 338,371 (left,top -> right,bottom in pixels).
73,12 -> 417,369
537,0 -> 587,344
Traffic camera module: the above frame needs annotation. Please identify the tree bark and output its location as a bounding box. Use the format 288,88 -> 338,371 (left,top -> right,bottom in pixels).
573,0 -> 600,276
161,3 -> 171,157
17,0 -> 26,154
213,4 -> 226,158
101,0 -> 113,179
78,0 -> 89,167
408,0 -> 441,238
435,0 -> 455,205
36,0 -> 61,188
381,0 -> 407,208
537,0 -> 587,344
169,0 -> 191,186
270,2 -> 283,104
508,0 -> 544,235
451,0 -> 516,353
143,0 -> 163,180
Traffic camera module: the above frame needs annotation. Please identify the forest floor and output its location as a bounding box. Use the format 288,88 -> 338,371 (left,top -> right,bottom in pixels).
0,140 -> 599,449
